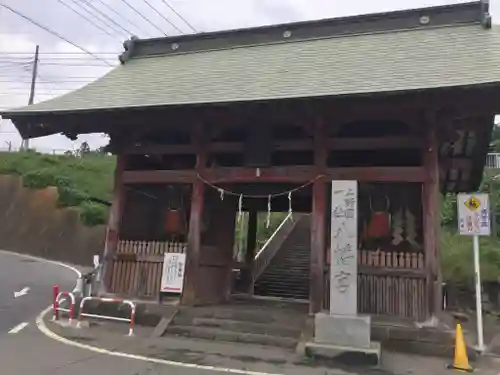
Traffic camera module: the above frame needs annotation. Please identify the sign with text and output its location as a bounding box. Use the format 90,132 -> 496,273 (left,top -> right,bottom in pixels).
160,252 -> 187,293
457,193 -> 490,236
330,180 -> 358,316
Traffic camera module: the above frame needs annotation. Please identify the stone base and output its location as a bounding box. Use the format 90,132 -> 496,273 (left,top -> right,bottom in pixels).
315,312 -> 371,348
305,341 -> 381,366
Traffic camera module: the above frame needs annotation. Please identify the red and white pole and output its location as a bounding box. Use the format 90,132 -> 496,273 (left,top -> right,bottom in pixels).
53,285 -> 60,320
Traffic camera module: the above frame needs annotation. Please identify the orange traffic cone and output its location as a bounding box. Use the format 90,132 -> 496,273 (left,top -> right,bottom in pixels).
448,323 -> 473,372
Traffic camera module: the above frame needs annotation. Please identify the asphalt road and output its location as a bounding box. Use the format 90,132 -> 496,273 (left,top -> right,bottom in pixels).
0,251 -> 77,334
0,251 -> 497,375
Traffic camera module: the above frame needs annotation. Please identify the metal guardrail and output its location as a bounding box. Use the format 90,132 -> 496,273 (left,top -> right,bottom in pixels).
52,288 -> 76,323
76,297 -> 136,336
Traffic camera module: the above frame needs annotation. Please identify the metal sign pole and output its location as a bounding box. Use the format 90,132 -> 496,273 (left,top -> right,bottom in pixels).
457,192 -> 490,353
473,234 -> 485,351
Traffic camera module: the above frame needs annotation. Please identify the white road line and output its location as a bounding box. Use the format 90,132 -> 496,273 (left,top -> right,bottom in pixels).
36,306 -> 282,375
0,250 -> 82,279
2,250 -> 281,375
14,286 -> 30,298
8,322 -> 29,334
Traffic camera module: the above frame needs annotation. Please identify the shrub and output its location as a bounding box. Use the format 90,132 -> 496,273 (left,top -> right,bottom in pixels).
79,202 -> 108,226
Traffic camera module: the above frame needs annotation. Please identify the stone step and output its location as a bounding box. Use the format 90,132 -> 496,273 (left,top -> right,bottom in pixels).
263,263 -> 309,267
184,317 -> 302,338
262,272 -> 309,277
261,267 -> 309,274
167,325 -> 298,349
179,307 -> 305,325
255,282 -> 309,291
254,286 -> 309,295
255,291 -> 309,300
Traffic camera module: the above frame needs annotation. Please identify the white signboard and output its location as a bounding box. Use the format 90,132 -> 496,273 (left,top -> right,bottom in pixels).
457,193 -> 490,236
160,252 -> 187,293
330,180 -> 358,316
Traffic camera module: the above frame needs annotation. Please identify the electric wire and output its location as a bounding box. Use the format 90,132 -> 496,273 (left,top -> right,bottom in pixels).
0,3 -> 114,66
159,0 -> 197,32
76,0 -> 135,38
118,0 -> 167,36
95,0 -> 151,37
55,0 -> 121,41
141,0 -> 182,34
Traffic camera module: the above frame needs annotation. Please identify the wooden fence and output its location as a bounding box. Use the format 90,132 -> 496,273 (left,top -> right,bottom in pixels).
110,240 -> 187,299
324,249 -> 427,321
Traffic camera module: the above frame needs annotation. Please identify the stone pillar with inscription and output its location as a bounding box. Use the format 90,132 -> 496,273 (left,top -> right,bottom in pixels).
306,181 -> 380,364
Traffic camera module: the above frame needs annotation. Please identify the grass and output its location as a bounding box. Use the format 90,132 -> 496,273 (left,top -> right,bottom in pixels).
441,229 -> 500,285
0,151 -> 115,226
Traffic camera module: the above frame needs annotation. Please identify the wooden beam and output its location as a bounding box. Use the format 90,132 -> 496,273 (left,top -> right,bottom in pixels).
119,136 -> 424,155
327,136 -> 424,150
123,170 -> 194,184
333,167 -> 426,182
122,166 -> 427,184
423,123 -> 440,318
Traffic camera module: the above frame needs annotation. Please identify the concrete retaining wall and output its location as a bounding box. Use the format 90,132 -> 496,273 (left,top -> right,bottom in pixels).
0,175 -> 105,266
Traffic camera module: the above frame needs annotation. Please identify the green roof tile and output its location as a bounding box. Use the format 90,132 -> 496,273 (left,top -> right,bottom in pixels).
4,23 -> 500,114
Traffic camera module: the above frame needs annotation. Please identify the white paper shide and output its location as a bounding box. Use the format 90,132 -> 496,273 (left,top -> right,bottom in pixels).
160,252 -> 187,293
330,181 -> 358,316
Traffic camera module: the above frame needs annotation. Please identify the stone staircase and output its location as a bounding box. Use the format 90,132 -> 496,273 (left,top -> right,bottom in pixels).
253,215 -> 311,300
165,297 -> 308,349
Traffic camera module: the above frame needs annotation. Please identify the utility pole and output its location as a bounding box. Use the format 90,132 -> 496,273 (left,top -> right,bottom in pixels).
21,44 -> 39,151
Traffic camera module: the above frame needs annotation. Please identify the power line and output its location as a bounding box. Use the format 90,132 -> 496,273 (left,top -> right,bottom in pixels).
118,0 -> 167,36
77,0 -> 134,38
95,0 -> 151,37
0,52 -> 119,55
39,60 -> 116,67
0,78 -> 96,83
56,0 -> 121,41
0,3 -> 114,66
159,0 -> 197,32
141,0 -> 182,34
67,0 -> 127,38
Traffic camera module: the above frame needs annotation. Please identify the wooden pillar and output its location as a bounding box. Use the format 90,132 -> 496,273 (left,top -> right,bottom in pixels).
181,178 -> 205,305
310,120 -> 327,314
423,123 -> 440,318
101,154 -> 126,295
244,210 -> 258,294
310,179 -> 326,313
181,125 -> 206,305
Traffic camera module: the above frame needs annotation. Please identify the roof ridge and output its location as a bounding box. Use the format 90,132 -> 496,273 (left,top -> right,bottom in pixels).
126,22 -> 482,63
119,1 -> 490,63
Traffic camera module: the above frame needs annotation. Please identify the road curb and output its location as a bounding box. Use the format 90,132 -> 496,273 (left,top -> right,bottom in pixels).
7,250 -> 282,374
35,306 -> 283,375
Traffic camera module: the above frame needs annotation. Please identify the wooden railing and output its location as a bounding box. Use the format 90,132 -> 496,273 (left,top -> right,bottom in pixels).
324,249 -> 427,321
486,153 -> 500,169
252,213 -> 296,281
358,249 -> 424,269
110,240 -> 186,299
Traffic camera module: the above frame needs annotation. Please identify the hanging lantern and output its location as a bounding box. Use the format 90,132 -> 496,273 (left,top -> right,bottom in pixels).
365,193 -> 391,239
164,185 -> 186,236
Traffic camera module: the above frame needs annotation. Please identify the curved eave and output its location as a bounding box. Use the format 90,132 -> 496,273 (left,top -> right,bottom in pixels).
2,23 -> 500,118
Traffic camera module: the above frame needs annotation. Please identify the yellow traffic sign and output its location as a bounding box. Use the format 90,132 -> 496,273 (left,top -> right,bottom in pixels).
464,196 -> 481,211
